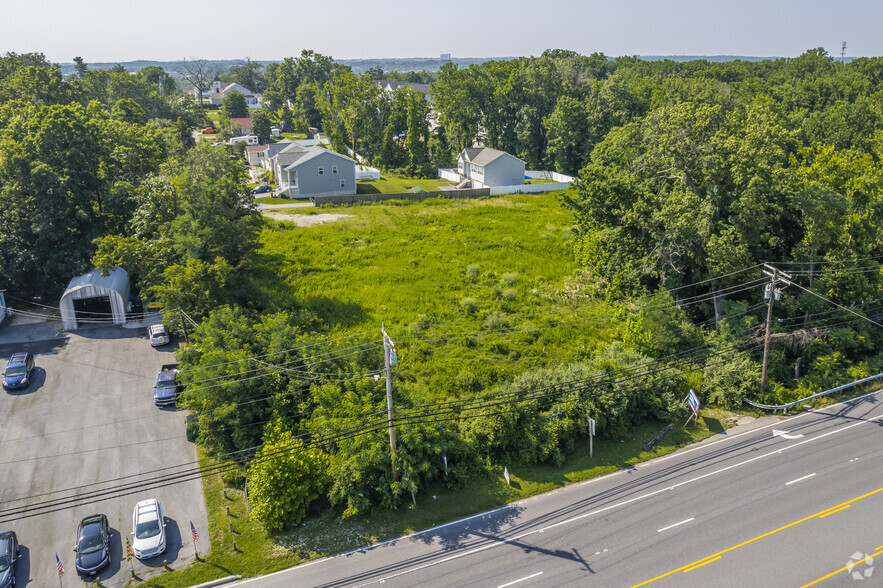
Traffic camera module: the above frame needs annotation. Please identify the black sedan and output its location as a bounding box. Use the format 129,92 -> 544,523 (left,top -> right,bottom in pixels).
2,352 -> 34,391
74,514 -> 111,576
0,531 -> 19,588
250,184 -> 273,195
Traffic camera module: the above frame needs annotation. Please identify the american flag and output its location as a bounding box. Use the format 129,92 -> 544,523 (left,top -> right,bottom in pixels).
55,553 -> 64,576
190,521 -> 199,543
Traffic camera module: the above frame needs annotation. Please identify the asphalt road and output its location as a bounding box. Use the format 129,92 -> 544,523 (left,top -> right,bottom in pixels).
0,324 -> 208,587
234,391 -> 883,588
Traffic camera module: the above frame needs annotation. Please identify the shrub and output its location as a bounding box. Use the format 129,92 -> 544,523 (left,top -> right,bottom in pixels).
500,272 -> 519,286
465,264 -> 481,282
460,297 -> 478,315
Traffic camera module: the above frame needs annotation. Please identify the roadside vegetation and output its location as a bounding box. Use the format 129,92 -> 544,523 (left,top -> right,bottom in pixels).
1,47 -> 883,585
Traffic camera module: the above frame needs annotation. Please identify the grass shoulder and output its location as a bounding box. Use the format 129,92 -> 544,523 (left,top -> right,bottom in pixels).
139,411 -> 731,586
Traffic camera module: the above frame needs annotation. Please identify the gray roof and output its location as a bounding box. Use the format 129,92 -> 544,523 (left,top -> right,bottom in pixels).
278,146 -> 356,171
463,146 -> 525,167
377,80 -> 431,94
266,139 -> 294,159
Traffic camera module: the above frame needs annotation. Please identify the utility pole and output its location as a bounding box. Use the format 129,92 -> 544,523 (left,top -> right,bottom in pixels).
760,264 -> 791,395
382,325 -> 399,481
178,309 -> 189,344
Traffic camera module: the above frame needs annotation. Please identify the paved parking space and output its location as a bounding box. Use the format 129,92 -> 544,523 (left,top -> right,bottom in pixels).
0,324 -> 208,586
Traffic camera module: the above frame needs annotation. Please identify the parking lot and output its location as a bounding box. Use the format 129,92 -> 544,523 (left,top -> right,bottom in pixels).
0,323 -> 208,586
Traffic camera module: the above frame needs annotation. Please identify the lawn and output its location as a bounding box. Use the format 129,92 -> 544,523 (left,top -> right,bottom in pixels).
356,174 -> 456,194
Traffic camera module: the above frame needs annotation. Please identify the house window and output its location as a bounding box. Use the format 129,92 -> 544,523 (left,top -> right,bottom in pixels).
340,179 -> 346,188
332,165 -> 338,174
318,167 -> 324,175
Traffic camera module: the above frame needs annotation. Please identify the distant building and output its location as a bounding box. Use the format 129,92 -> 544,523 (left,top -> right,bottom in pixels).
440,53 -> 451,60
375,80 -> 431,94
456,146 -> 525,188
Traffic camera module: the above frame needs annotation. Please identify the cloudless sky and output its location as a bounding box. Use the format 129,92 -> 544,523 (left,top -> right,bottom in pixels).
5,0 -> 881,63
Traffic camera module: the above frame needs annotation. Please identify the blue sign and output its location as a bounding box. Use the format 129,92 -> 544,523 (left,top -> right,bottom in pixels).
688,390 -> 700,412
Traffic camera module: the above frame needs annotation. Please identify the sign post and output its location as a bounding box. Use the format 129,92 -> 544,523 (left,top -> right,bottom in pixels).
588,417 -> 596,458
683,389 -> 700,428
126,536 -> 134,575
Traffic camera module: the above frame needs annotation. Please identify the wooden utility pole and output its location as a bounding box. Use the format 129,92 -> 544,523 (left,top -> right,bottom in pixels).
760,268 -> 777,396
382,325 -> 399,481
760,265 -> 793,395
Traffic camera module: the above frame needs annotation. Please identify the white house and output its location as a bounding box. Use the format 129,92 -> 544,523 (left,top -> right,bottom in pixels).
456,146 -> 525,188
201,80 -> 263,109
270,144 -> 357,198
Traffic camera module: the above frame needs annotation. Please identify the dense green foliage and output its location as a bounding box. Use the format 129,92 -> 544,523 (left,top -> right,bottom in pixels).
4,48 -> 883,532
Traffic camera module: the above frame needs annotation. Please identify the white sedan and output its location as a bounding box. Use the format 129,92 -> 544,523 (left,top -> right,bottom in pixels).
132,499 -> 167,559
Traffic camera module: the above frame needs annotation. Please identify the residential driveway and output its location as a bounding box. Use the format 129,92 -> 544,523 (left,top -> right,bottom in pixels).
0,324 -> 208,587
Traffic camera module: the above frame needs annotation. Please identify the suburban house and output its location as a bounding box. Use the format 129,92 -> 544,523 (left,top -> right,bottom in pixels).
206,80 -> 263,109
229,117 -> 252,136
456,146 -> 525,188
245,144 -> 269,167
269,144 -> 357,198
376,80 -> 432,95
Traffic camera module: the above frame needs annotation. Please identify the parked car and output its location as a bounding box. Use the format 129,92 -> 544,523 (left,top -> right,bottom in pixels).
0,531 -> 19,588
148,324 -> 169,347
201,126 -> 218,134
74,514 -> 111,576
153,364 -> 183,406
2,352 -> 34,391
132,499 -> 166,559
250,184 -> 273,195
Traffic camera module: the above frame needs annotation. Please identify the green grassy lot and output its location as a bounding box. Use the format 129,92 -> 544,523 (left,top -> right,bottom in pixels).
275,132 -> 308,142
139,411 -> 733,586
356,175 -> 456,194
254,195 -> 297,205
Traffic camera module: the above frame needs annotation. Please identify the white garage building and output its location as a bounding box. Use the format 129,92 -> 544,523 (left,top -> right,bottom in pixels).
60,268 -> 131,331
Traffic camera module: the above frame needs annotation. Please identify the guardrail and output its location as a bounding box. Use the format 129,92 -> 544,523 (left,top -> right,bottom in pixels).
743,372 -> 883,413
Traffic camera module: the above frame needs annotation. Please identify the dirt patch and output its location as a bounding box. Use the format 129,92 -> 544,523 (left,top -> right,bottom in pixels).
266,212 -> 354,226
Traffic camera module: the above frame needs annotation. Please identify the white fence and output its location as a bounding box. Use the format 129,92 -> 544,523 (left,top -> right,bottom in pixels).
489,182 -> 571,195
438,168 -> 461,182
525,170 -> 576,182
356,166 -> 381,180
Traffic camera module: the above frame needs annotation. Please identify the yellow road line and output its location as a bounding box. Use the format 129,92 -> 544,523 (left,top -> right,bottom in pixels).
818,505 -> 850,519
683,556 -> 721,572
800,547 -> 883,588
629,486 -> 883,588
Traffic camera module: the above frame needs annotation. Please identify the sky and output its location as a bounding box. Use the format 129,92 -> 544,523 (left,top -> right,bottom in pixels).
4,0 -> 881,64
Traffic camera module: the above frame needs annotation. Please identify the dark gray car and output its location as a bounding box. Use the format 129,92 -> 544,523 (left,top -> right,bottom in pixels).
74,514 -> 110,576
0,531 -> 20,588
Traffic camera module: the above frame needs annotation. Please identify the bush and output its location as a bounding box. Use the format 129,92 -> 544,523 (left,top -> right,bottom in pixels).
465,264 -> 481,282
460,297 -> 478,315
500,272 -> 519,286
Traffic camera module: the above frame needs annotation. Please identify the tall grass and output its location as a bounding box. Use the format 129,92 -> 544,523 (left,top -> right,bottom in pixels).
258,192 -> 617,400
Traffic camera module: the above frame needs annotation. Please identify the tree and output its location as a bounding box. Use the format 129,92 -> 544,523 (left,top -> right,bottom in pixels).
180,58 -> 212,105
73,56 -> 87,78
405,89 -> 430,176
247,426 -> 330,530
250,108 -> 273,143
222,90 -> 248,118
224,57 -> 266,93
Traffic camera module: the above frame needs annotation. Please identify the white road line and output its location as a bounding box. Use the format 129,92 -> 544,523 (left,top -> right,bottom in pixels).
786,473 -> 816,486
498,571 -> 543,588
657,517 -> 695,533
238,390 -> 883,587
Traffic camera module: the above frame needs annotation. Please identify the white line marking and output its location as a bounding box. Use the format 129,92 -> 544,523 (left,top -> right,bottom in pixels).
657,517 -> 695,533
785,473 -> 816,486
345,413 -> 883,587
236,389 -> 883,587
498,571 -> 543,588
773,429 -> 804,440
